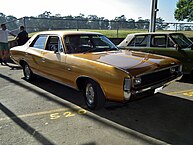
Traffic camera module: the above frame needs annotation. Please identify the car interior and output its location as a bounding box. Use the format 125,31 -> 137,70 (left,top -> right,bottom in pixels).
46,36 -> 59,51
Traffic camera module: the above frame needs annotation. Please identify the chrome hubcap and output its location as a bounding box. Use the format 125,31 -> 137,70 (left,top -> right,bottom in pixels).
86,83 -> 94,104
24,65 -> 31,79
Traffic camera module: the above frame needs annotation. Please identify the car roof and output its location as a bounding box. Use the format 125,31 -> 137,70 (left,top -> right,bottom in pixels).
36,30 -> 103,37
127,32 -> 183,36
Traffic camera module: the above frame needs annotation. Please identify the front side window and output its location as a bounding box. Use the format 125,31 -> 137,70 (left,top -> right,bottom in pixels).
64,34 -> 117,54
30,35 -> 48,49
45,36 -> 63,52
170,33 -> 193,49
128,35 -> 148,47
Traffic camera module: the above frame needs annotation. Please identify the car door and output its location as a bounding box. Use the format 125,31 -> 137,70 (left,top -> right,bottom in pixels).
26,34 -> 48,74
41,35 -> 67,80
169,33 -> 193,74
176,49 -> 193,74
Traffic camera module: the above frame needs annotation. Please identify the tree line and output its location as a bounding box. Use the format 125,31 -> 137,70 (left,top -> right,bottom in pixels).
0,0 -> 192,33
0,11 -> 168,33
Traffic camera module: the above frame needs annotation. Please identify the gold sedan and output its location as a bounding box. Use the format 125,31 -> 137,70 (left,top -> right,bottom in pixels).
10,31 -> 182,110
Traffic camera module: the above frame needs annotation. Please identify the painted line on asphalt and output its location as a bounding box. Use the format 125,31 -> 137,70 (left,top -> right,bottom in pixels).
0,108 -> 68,121
165,90 -> 193,97
2,90 -> 193,122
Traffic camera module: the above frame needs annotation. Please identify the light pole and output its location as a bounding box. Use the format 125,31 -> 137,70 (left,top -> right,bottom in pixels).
149,0 -> 159,32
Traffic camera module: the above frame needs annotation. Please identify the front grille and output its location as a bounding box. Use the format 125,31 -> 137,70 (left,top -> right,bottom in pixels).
133,65 -> 180,90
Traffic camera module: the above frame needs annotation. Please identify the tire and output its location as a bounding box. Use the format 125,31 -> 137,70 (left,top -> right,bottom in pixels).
84,79 -> 106,110
23,63 -> 35,81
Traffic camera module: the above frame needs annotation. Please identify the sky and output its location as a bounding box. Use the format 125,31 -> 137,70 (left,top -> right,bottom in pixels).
1,0 -> 179,22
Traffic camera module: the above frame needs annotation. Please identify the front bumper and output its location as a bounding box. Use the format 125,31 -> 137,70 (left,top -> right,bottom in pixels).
124,73 -> 183,101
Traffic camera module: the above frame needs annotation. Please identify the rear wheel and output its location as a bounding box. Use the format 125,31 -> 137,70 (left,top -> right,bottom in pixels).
84,80 -> 106,110
23,63 -> 35,81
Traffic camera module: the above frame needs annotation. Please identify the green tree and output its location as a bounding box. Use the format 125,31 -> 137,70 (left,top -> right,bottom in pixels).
87,15 -> 99,29
110,15 -> 128,29
115,15 -> 128,29
6,15 -> 18,30
0,13 -> 18,31
127,18 -> 136,29
74,13 -> 89,29
0,13 -> 6,24
99,18 -> 109,30
156,17 -> 168,30
135,17 -> 149,29
175,0 -> 193,22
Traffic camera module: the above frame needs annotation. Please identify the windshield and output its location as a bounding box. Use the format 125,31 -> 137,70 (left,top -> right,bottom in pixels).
170,33 -> 193,49
64,34 -> 118,54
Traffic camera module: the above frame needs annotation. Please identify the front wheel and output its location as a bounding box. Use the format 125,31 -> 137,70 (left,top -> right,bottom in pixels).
84,80 -> 106,110
23,63 -> 35,81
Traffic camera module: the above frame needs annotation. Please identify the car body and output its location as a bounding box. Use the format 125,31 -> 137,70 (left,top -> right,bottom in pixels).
10,31 -> 182,110
118,32 -> 193,75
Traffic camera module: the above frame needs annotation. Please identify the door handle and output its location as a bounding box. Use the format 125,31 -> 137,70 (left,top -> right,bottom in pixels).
42,58 -> 45,62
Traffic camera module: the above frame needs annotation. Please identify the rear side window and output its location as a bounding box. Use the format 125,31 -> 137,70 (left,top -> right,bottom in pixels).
128,35 -> 148,47
151,35 -> 167,47
30,35 -> 48,49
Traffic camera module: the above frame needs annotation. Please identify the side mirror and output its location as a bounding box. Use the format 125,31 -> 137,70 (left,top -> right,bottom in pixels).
54,48 -> 59,54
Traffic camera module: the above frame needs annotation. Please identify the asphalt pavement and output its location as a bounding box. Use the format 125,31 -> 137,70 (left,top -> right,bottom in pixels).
0,63 -> 193,145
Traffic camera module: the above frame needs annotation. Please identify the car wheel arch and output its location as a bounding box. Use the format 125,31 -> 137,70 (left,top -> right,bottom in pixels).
76,77 -> 106,110
19,60 -> 35,81
19,60 -> 28,68
76,76 -> 106,96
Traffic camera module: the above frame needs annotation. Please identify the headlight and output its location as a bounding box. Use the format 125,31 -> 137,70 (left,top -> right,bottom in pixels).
170,67 -> 176,74
124,78 -> 131,91
124,78 -> 132,100
133,77 -> 141,85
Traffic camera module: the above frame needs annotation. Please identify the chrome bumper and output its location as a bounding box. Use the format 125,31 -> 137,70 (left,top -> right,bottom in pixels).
124,74 -> 183,101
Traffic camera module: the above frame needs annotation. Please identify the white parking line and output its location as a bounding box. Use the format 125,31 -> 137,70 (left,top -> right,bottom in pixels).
165,90 -> 193,97
0,108 -> 68,121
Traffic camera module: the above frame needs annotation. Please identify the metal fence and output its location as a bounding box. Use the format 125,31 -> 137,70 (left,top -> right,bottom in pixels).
3,17 -> 193,38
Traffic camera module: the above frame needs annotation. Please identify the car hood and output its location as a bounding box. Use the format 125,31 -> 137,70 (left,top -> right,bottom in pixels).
74,50 -> 179,76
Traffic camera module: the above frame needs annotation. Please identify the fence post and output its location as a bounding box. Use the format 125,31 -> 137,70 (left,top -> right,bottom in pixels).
116,29 -> 119,38
23,17 -> 26,30
116,21 -> 119,38
175,23 -> 178,32
76,19 -> 79,31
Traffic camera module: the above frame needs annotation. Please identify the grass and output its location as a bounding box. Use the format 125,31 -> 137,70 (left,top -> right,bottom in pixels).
84,29 -> 193,38
9,29 -> 193,41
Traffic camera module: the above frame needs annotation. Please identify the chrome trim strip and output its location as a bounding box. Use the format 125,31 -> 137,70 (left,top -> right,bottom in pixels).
135,64 -> 181,77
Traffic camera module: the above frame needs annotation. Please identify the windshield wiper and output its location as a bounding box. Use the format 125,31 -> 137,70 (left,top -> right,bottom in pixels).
106,48 -> 118,51
83,47 -> 98,53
